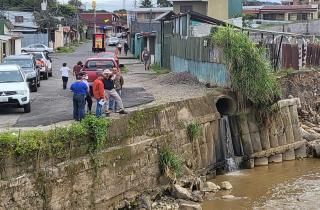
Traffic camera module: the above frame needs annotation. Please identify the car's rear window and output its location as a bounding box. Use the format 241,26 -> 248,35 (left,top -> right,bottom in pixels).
4,59 -> 33,68
86,60 -> 115,70
0,71 -> 23,83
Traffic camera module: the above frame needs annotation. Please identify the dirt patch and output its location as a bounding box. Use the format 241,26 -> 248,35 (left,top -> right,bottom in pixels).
159,72 -> 202,86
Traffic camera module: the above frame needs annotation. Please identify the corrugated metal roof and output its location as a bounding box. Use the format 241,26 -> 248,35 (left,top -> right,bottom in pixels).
128,7 -> 173,13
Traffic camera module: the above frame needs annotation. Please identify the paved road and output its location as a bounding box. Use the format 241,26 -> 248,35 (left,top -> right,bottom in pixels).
0,42 -> 154,128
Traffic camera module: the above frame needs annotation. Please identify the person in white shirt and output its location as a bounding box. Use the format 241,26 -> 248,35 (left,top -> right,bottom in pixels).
60,63 -> 71,89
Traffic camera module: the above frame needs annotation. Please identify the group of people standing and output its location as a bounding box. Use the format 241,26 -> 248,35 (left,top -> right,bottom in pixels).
116,41 -> 129,56
59,61 -> 126,121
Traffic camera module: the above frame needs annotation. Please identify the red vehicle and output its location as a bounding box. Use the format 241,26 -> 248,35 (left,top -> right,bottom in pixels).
82,57 -> 119,85
96,51 -> 119,66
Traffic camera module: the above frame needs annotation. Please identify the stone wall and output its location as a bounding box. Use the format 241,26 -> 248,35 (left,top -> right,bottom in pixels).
0,94 -> 306,210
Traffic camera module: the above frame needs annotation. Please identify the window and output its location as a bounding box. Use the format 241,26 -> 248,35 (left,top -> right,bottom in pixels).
297,13 -> 308,20
35,45 -> 45,48
180,5 -> 193,13
144,13 -> 156,20
86,60 -> 115,69
15,16 -> 23,23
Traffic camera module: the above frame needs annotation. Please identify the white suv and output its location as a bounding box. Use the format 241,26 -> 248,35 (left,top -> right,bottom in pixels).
0,64 -> 31,113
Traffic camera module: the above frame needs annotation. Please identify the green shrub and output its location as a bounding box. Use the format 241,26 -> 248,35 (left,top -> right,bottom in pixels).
212,26 -> 281,107
187,122 -> 201,140
0,115 -> 110,158
159,148 -> 183,180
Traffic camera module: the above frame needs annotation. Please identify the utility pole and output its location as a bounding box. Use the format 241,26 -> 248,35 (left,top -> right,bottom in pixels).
76,0 -> 80,43
92,0 -> 96,34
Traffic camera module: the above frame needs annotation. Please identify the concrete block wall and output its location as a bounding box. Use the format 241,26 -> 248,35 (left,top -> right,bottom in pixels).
0,95 -> 306,209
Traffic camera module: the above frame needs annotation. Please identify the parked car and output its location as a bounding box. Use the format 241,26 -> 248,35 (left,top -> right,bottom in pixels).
3,55 -> 40,92
116,33 -> 122,38
108,37 -> 120,46
21,44 -> 54,53
121,31 -> 127,38
32,52 -> 53,78
0,64 -> 31,113
82,57 -> 119,87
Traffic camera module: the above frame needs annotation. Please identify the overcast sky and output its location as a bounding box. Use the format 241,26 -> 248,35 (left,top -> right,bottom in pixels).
59,0 -> 280,12
60,0 -> 158,11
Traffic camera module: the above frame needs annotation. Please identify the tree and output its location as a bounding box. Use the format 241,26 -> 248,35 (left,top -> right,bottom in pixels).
68,0 -> 83,9
140,0 -> 153,8
157,0 -> 172,7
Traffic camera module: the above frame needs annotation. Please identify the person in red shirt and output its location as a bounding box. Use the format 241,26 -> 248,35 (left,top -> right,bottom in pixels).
93,72 -> 105,117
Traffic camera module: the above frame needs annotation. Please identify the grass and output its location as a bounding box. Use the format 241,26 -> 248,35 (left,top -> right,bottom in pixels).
150,63 -> 170,75
0,115 -> 110,158
120,65 -> 128,74
187,122 -> 201,140
56,46 -> 76,53
159,148 -> 183,180
275,68 -> 295,77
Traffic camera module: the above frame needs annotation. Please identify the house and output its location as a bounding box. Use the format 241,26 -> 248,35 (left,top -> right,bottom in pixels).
127,7 -> 173,60
243,5 -> 319,21
80,12 -> 122,38
0,19 -> 22,63
2,11 -> 49,47
172,0 -> 242,20
281,0 -> 320,5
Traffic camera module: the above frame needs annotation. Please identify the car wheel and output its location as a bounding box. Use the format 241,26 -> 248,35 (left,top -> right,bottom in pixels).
44,50 -> 49,54
24,103 -> 31,113
21,50 -> 27,53
48,72 -> 52,77
43,72 -> 48,80
37,79 -> 40,87
31,85 -> 37,92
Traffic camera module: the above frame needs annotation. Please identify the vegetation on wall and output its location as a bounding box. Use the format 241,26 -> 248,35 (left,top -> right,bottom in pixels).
187,122 -> 201,140
159,148 -> 183,181
212,26 -> 281,108
0,115 -> 110,160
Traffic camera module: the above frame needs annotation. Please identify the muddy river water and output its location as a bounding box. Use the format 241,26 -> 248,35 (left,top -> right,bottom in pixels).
202,159 -> 320,210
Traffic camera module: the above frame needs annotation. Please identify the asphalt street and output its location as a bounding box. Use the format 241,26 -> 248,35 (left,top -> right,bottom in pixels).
0,42 -> 154,128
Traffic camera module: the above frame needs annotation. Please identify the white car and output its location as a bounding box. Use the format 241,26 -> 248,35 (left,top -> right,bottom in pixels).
108,37 -> 120,46
21,44 -> 54,53
0,64 -> 31,113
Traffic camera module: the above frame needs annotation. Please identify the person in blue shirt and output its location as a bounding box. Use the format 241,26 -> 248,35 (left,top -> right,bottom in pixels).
70,74 -> 88,121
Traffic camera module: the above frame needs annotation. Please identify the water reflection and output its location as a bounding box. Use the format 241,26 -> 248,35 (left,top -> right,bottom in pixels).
202,159 -> 320,210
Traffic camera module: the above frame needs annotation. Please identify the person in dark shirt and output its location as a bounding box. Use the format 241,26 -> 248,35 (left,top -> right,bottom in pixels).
73,61 -> 83,77
124,41 -> 129,56
70,74 -> 88,121
141,47 -> 151,70
103,69 -> 127,115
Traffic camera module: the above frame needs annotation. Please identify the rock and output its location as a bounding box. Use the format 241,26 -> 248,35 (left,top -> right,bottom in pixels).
307,139 -> 320,158
181,165 -> 194,176
300,127 -> 320,141
178,199 -> 202,210
200,182 -> 220,192
171,184 -> 193,201
220,181 -> 233,190
222,195 -> 236,199
137,195 -> 152,210
191,190 -> 203,202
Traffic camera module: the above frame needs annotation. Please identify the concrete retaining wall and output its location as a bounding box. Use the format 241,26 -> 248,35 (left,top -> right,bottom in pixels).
0,95 -> 306,209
